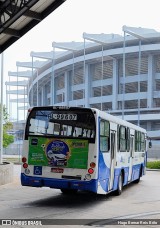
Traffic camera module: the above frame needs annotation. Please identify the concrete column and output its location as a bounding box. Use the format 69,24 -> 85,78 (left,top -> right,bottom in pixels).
112,59 -> 118,110
147,55 -> 154,108
64,71 -> 69,106
147,121 -> 152,131
85,64 -> 89,107
42,85 -> 45,106
51,74 -> 55,105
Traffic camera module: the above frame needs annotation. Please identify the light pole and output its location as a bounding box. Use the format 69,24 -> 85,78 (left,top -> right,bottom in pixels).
52,42 -> 77,105
83,33 -> 114,111
30,51 -> 55,106
122,30 -> 126,120
0,53 -> 4,163
122,25 -> 145,126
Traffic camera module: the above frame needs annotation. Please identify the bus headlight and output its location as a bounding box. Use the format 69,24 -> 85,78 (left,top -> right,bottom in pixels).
85,174 -> 91,180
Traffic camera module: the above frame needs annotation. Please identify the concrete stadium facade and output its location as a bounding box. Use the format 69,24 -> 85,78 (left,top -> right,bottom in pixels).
6,26 -> 160,141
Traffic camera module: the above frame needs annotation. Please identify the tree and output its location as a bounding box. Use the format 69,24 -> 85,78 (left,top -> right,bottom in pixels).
0,104 -> 14,148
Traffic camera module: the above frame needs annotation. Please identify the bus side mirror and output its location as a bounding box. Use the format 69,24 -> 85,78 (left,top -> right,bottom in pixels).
149,141 -> 152,148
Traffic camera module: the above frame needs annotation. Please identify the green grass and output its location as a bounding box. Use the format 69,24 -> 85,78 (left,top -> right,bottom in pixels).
147,160 -> 160,169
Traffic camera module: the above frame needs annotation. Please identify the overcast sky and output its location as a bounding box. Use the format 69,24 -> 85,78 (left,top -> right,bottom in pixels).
2,0 -> 160,118
4,0 -> 160,72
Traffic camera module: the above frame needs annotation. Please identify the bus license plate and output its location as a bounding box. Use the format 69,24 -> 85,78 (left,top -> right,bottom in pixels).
51,168 -> 64,173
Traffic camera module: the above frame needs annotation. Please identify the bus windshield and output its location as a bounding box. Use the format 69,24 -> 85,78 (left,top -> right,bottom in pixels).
25,107 -> 96,142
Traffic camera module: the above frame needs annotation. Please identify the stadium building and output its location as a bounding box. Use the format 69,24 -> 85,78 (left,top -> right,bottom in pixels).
6,26 -> 160,144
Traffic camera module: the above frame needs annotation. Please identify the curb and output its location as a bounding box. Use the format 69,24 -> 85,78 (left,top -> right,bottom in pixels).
146,168 -> 160,171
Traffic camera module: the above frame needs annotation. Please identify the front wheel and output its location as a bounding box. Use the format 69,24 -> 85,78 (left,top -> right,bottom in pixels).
60,189 -> 78,194
115,173 -> 123,196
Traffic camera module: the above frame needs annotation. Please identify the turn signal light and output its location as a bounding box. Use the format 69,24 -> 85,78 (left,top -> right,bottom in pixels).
90,162 -> 96,168
22,157 -> 27,163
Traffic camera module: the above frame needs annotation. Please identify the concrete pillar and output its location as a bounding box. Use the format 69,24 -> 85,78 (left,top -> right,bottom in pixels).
147,55 -> 154,108
112,59 -> 118,110
85,64 -> 89,107
64,71 -> 69,106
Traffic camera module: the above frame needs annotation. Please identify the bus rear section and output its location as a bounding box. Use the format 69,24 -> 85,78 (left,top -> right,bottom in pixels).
21,107 -> 98,193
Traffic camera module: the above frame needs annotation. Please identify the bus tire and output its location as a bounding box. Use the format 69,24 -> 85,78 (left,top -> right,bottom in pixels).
60,189 -> 78,194
115,172 -> 123,196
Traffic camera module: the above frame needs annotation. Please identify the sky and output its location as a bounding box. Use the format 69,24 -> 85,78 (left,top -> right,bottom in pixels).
2,0 -> 160,119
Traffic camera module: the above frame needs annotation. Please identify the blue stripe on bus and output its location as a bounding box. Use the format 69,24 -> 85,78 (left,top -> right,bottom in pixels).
98,152 -> 110,192
131,163 -> 144,181
21,173 -> 98,193
113,162 -> 145,191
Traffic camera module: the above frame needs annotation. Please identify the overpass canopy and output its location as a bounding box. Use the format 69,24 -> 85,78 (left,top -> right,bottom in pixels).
0,0 -> 66,53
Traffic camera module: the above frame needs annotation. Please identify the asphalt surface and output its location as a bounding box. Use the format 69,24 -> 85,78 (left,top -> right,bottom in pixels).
0,165 -> 160,227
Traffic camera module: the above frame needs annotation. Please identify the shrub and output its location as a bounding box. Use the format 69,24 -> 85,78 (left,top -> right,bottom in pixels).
147,161 -> 160,169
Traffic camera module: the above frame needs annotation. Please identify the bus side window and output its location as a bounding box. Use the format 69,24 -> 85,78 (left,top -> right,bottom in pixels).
135,131 -> 141,152
100,120 -> 110,152
119,126 -> 126,152
126,128 -> 130,152
141,133 -> 145,152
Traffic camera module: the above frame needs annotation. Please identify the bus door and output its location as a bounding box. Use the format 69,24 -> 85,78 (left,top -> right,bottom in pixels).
128,135 -> 134,181
109,131 -> 116,190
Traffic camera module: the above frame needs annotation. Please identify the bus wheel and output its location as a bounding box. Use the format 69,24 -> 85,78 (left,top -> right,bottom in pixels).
60,189 -> 78,194
115,173 -> 123,196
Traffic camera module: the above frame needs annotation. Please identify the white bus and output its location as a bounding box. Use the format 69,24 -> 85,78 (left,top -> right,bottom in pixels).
21,106 -> 147,195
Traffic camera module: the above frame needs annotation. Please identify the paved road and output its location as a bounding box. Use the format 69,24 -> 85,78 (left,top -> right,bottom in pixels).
0,165 -> 160,227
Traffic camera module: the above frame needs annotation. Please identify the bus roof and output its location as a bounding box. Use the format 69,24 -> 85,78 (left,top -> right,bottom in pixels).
92,108 -> 146,133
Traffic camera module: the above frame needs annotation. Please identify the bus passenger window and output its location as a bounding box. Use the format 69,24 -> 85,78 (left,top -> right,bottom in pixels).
141,133 -> 145,152
100,120 -> 110,152
135,131 -> 141,152
126,128 -> 130,152
120,126 -> 126,152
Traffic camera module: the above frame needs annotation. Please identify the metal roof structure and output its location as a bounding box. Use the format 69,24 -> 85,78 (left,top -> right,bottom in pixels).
0,0 -> 66,53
